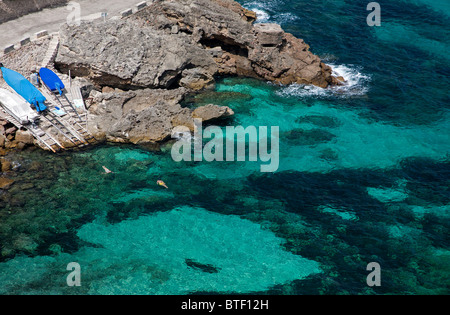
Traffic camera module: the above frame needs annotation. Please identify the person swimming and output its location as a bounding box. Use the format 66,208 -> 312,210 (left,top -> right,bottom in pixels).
157,180 -> 168,189
102,166 -> 113,174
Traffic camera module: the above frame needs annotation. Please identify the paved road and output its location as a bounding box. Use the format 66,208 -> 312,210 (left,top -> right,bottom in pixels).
0,0 -> 144,47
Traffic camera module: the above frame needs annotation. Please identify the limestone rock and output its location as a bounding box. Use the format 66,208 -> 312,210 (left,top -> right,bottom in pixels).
132,0 -> 337,87
5,127 -> 16,135
0,177 -> 14,190
1,159 -> 11,172
254,23 -> 284,47
14,130 -> 34,145
0,0 -> 68,24
56,19 -> 217,90
0,135 -> 5,147
179,68 -> 215,91
45,0 -> 340,147
192,104 -> 234,121
86,88 -> 234,144
55,0 -> 338,91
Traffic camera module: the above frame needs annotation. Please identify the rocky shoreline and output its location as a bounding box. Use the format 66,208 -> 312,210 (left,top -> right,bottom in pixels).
0,0 -> 342,260
0,0 -> 342,152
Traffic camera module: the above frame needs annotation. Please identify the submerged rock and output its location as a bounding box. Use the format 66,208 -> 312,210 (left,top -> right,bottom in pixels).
185,259 -> 221,274
285,128 -> 337,146
12,234 -> 38,254
0,177 -> 14,190
296,115 -> 341,128
1,159 -> 12,172
192,104 -> 234,121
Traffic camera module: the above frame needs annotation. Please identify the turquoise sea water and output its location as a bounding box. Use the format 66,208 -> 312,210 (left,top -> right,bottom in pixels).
0,0 -> 449,294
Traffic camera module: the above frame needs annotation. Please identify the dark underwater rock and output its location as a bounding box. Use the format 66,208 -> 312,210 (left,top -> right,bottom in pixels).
285,128 -> 337,146
296,115 -> 341,128
0,177 -> 14,190
185,259 -> 221,274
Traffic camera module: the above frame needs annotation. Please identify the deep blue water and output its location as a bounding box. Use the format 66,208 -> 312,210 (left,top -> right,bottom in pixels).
0,0 -> 448,294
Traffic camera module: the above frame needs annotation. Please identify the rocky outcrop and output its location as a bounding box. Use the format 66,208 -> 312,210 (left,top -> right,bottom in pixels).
51,0 -> 342,145
1,0 -> 342,149
0,118 -> 35,152
192,104 -> 234,121
0,177 -> 14,190
56,19 -> 218,91
56,0 -> 340,91
131,0 -> 340,88
86,88 -> 233,144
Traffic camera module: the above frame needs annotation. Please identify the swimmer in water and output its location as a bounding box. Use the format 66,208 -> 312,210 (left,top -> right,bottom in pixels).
157,180 -> 168,189
102,166 -> 113,174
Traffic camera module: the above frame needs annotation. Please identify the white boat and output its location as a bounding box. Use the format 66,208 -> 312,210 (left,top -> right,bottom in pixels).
0,88 -> 40,125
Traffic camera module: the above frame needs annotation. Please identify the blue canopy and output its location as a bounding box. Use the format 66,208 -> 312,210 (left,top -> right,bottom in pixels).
39,67 -> 65,95
1,67 -> 47,112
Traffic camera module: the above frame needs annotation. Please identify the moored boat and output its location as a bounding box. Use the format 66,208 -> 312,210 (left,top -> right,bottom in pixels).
39,67 -> 65,95
0,88 -> 40,124
0,66 -> 47,112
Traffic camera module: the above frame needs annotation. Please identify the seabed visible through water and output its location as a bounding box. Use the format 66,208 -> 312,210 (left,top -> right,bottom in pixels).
0,0 -> 449,295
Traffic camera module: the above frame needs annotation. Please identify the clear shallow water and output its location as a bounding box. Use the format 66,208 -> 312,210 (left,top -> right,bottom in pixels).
0,0 -> 449,294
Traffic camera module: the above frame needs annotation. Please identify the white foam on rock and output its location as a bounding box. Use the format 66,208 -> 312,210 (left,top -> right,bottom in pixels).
277,64 -> 371,99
